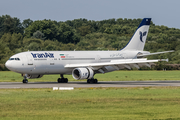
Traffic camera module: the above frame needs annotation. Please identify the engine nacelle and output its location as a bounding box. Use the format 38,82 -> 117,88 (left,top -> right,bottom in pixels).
25,74 -> 43,79
72,68 -> 94,80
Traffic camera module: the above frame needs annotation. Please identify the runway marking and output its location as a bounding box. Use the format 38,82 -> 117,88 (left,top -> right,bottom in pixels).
59,87 -> 74,90
53,87 -> 58,90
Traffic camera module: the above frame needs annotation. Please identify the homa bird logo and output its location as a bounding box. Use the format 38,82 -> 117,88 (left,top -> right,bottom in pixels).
139,31 -> 147,42
31,53 -> 54,58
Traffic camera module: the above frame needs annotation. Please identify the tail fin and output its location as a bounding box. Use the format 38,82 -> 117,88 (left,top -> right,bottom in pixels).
121,18 -> 151,51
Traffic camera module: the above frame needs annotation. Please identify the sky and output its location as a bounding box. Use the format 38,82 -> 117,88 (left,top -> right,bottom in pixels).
0,0 -> 180,29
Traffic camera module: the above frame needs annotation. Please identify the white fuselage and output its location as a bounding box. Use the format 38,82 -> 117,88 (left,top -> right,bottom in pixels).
5,50 -> 139,75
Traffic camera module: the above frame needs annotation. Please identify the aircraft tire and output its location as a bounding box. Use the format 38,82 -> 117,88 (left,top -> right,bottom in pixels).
87,79 -> 90,83
58,78 -> 68,83
87,79 -> 98,84
94,79 -> 98,83
65,78 -> 68,83
22,79 -> 28,83
90,79 -> 94,84
57,78 -> 61,83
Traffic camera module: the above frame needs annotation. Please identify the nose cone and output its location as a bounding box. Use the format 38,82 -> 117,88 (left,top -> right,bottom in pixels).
5,60 -> 17,72
5,61 -> 11,70
5,60 -> 22,73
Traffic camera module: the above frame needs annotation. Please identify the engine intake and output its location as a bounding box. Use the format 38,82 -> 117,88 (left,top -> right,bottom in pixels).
72,68 -> 94,80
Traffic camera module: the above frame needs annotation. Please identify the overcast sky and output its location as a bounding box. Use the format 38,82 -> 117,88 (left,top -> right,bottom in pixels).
0,0 -> 180,28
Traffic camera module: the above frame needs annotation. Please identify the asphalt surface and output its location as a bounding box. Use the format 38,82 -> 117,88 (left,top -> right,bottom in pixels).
1,81 -> 180,89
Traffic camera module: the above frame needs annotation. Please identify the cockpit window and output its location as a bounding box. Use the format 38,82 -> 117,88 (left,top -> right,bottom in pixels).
15,58 -> 20,60
9,58 -> 20,61
9,58 -> 15,60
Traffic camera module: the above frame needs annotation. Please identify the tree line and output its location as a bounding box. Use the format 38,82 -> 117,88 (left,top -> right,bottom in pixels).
0,14 -> 180,66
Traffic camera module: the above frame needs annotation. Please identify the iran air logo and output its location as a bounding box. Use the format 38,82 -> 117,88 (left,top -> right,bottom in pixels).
139,31 -> 147,42
31,53 -> 54,58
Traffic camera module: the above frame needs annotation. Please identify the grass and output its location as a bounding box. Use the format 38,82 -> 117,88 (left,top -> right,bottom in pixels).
0,70 -> 180,82
0,87 -> 180,119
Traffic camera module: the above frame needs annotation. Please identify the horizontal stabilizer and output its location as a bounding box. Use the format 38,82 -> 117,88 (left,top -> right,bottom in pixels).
158,59 -> 168,62
137,50 -> 174,58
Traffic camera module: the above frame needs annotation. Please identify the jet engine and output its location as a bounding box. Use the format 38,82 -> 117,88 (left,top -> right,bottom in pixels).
72,68 -> 94,80
25,74 -> 43,79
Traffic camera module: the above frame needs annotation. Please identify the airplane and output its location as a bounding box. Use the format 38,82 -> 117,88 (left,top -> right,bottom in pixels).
5,18 -> 173,84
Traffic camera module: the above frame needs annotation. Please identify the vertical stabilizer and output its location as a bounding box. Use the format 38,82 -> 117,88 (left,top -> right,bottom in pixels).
121,18 -> 151,51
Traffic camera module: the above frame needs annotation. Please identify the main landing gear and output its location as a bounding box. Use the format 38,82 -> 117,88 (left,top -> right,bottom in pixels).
87,78 -> 98,83
57,74 -> 68,83
22,76 -> 28,83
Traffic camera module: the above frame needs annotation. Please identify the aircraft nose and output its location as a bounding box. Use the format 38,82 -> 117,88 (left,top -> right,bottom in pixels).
5,61 -> 11,70
5,60 -> 22,73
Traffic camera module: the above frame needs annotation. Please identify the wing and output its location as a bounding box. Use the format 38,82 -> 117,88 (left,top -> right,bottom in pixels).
65,58 -> 159,73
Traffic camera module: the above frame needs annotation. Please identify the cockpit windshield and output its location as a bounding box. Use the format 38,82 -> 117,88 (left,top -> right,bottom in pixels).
9,58 -> 20,61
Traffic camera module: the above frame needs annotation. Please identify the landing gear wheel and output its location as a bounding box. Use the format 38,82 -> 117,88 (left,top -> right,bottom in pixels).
87,79 -> 90,83
57,78 -> 68,83
57,78 -> 61,83
90,79 -> 94,84
22,75 -> 28,83
22,79 -> 28,83
65,78 -> 68,83
87,79 -> 98,84
57,74 -> 68,83
94,79 -> 98,83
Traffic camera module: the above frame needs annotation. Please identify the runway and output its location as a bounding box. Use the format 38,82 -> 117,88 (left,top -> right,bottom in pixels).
1,81 -> 180,89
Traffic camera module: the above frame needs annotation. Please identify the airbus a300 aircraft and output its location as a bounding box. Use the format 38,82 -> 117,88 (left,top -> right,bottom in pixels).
5,18 -> 173,83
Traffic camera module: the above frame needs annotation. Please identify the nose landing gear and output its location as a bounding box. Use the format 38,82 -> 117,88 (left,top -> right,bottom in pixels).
22,76 -> 28,83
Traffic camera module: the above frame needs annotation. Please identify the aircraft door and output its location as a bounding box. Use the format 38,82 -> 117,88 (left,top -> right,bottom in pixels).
26,55 -> 33,65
